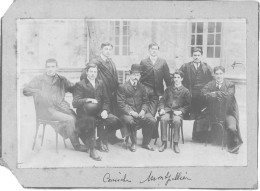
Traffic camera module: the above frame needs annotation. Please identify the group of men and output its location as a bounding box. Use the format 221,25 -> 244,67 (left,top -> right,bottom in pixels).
23,42 -> 243,161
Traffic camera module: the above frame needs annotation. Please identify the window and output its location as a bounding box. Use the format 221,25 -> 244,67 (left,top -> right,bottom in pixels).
117,70 -> 130,84
190,22 -> 222,58
110,21 -> 130,56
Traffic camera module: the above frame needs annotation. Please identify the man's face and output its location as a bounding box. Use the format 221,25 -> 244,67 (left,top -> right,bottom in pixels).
87,67 -> 98,81
149,46 -> 159,57
214,69 -> 224,82
173,74 -> 183,86
130,72 -> 141,83
46,62 -> 58,76
101,45 -> 112,58
192,51 -> 202,63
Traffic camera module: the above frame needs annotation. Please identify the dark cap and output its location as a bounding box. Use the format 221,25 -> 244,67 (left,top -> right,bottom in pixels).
129,64 -> 142,73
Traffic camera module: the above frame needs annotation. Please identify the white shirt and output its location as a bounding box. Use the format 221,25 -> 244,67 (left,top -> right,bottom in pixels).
193,62 -> 201,70
87,77 -> 95,88
130,79 -> 137,87
149,56 -> 158,64
216,80 -> 223,89
100,54 -> 109,62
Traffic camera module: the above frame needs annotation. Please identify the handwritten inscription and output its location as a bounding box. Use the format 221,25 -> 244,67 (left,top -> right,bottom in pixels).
102,171 -> 191,186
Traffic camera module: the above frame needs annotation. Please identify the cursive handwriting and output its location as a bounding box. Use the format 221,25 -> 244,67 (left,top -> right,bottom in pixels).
103,172 -> 132,183
140,171 -> 191,186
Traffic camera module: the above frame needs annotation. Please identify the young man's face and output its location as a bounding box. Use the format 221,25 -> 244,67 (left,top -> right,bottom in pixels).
149,46 -> 159,57
192,51 -> 202,63
101,45 -> 112,58
173,74 -> 183,86
87,67 -> 98,81
46,62 -> 58,76
130,72 -> 141,83
214,69 -> 224,82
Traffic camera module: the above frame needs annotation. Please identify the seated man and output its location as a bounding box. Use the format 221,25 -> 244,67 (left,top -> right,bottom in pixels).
23,58 -> 88,152
117,64 -> 156,152
201,66 -> 243,154
72,63 -> 122,161
158,71 -> 191,153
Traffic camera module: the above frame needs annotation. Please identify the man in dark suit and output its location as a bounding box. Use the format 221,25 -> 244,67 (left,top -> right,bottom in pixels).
139,42 -> 172,116
179,47 -> 213,120
201,66 -> 243,154
158,71 -> 191,153
73,63 -> 122,161
80,42 -> 123,144
117,64 -> 156,152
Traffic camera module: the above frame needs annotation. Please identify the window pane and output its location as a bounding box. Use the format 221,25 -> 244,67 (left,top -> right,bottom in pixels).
196,35 -> 203,45
207,34 -> 215,45
216,22 -> 222,32
115,46 -> 119,55
215,34 -> 221,45
115,26 -> 120,35
191,35 -> 195,45
197,22 -> 203,33
208,22 -> 215,33
123,36 -> 127,45
215,47 -> 220,58
207,47 -> 214,58
115,21 -> 120,26
123,46 -> 127,55
192,23 -> 196,33
115,37 -> 119,45
123,21 -> 128,26
123,26 -> 128,35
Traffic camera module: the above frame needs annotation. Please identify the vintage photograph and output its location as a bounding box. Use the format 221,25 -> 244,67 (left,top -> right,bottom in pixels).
17,19 -> 247,168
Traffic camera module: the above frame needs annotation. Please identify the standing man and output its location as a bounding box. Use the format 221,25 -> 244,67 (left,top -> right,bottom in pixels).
158,71 -> 191,153
80,42 -> 123,144
201,66 -> 243,154
23,58 -> 88,152
139,42 -> 172,117
117,64 -> 156,152
179,47 -> 213,120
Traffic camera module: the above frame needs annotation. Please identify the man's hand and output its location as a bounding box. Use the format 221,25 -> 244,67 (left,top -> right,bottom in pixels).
138,110 -> 145,119
130,111 -> 139,118
86,98 -> 98,104
101,110 -> 108,119
159,109 -> 166,116
173,110 -> 182,116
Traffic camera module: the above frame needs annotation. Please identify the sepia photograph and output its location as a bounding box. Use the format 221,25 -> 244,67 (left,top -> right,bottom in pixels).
1,0 -> 258,189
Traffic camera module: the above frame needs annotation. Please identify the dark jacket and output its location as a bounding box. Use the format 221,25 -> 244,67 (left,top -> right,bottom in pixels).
72,78 -> 110,119
179,61 -> 213,95
117,80 -> 148,115
201,79 -> 242,141
159,85 -> 191,115
140,57 -> 171,96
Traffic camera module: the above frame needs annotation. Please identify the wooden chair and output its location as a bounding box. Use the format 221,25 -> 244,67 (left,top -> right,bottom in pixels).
32,96 -> 67,153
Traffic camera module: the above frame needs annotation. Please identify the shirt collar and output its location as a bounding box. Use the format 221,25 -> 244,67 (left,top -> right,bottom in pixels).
216,80 -> 223,85
100,54 -> 109,62
193,62 -> 201,68
149,56 -> 158,63
129,79 -> 137,86
172,84 -> 183,91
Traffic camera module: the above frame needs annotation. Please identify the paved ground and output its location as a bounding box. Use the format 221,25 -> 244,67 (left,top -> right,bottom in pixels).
18,94 -> 247,168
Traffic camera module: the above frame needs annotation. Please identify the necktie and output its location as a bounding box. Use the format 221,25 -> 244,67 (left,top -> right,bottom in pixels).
216,82 -> 221,89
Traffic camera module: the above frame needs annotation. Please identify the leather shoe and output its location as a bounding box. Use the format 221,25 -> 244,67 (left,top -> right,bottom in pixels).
96,139 -> 107,152
159,142 -> 167,152
103,143 -> 109,152
142,144 -> 155,151
173,143 -> 180,153
90,149 -> 102,161
108,135 -> 124,145
74,144 -> 89,153
129,144 -> 136,152
228,142 -> 242,153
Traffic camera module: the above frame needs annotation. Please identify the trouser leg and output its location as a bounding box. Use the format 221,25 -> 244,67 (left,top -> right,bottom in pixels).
140,113 -> 156,146
104,114 -> 122,144
226,115 -> 241,149
160,113 -> 170,142
120,115 -> 137,144
172,115 -> 182,143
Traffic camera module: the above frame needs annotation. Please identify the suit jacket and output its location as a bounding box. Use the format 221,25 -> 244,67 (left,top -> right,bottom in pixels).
140,57 -> 171,96
72,78 -> 110,120
179,61 -> 213,94
159,85 -> 191,115
117,80 -> 148,115
201,79 -> 242,141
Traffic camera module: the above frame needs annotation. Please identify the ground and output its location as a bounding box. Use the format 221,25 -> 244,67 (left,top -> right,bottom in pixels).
18,94 -> 247,168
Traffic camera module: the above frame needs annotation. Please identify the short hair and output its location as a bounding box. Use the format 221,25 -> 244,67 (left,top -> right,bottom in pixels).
214,66 -> 225,73
85,63 -> 98,72
192,47 -> 203,55
101,42 -> 113,49
173,70 -> 184,79
45,58 -> 58,67
148,42 -> 160,50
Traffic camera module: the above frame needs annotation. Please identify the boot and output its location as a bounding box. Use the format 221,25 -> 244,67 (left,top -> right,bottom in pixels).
108,130 -> 124,144
90,148 -> 102,161
159,141 -> 167,152
69,132 -> 89,152
96,138 -> 107,152
173,142 -> 180,153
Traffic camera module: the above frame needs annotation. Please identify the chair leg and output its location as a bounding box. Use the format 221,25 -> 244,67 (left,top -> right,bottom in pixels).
56,132 -> 58,153
181,121 -> 184,144
63,138 -> 67,148
32,121 -> 40,150
220,123 -> 225,150
41,124 -> 46,146
170,122 -> 173,149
